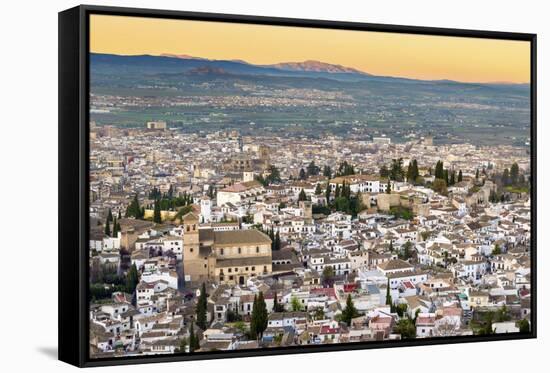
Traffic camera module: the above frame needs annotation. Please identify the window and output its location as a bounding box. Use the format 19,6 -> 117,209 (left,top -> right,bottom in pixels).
238,247 -> 242,254
220,248 -> 224,255
228,268 -> 232,273
252,266 -> 255,271
190,248 -> 193,252
263,266 -> 267,272
256,246 -> 260,253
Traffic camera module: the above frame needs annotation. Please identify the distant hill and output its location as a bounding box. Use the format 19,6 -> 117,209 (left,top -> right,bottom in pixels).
267,60 -> 370,75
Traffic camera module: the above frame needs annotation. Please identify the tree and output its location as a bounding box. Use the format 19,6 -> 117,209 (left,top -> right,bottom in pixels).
334,196 -> 350,214
196,283 -> 208,330
299,168 -> 307,180
126,263 -> 139,294
153,199 -> 162,223
406,159 -> 419,183
188,322 -> 200,352
313,307 -> 325,320
399,241 -> 414,260
314,183 -> 322,195
307,161 -> 320,176
437,161 -> 445,180
394,318 -> 416,339
518,318 -> 530,333
385,278 -> 392,306
449,170 -> 456,186
104,219 -> 111,237
492,244 -> 502,256
475,168 -> 480,180
290,295 -> 304,312
274,231 -> 281,250
251,292 -> 268,338
432,178 -> 448,196
337,161 -> 355,176
510,163 -> 519,185
390,158 -> 405,181
458,170 -> 463,183
386,179 -> 391,194
266,165 -> 281,184
395,303 -> 408,318
322,266 -> 335,286
178,337 -> 188,353
341,294 -> 359,325
126,194 -> 145,219
323,165 -> 332,178
495,305 -> 511,322
298,188 -> 307,201
107,208 -> 113,224
112,217 -> 121,237
207,184 -> 215,199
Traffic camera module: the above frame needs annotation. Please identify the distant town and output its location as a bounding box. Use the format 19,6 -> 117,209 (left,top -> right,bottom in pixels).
89,122 -> 531,357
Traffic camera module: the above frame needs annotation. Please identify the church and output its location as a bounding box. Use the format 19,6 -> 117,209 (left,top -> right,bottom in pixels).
181,212 -> 273,286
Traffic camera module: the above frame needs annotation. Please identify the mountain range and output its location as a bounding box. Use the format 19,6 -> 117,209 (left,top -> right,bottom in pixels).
91,53 -> 528,89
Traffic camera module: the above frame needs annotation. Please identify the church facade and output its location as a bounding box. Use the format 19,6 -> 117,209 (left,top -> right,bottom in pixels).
181,212 -> 272,286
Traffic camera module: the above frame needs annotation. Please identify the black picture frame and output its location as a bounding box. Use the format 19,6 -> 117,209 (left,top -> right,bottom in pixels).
59,4 -> 537,368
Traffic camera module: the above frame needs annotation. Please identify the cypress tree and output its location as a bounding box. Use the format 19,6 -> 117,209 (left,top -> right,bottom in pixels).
385,278 -> 392,306
104,219 -> 111,237
188,322 -> 200,352
342,294 -> 359,325
126,263 -> 139,294
323,165 -> 332,178
250,294 -> 258,340
196,283 -> 208,330
107,208 -> 113,223
458,170 -> 463,183
153,199 -> 162,223
450,170 -> 456,185
126,194 -> 141,218
298,189 -> 307,201
314,183 -> 322,195
251,292 -> 268,339
275,231 -> 281,250
112,217 -> 119,237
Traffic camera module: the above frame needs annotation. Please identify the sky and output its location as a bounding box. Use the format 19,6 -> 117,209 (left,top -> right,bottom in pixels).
90,14 -> 530,84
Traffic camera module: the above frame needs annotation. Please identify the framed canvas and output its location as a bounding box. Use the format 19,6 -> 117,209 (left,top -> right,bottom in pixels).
58,5 -> 537,367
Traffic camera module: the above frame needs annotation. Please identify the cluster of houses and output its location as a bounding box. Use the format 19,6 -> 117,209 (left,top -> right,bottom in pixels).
89,130 -> 531,358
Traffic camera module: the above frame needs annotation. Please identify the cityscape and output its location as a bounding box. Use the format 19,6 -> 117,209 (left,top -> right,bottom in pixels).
88,16 -> 532,358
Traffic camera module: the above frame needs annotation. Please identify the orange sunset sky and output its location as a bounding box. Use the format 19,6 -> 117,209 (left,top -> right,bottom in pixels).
90,14 -> 530,84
